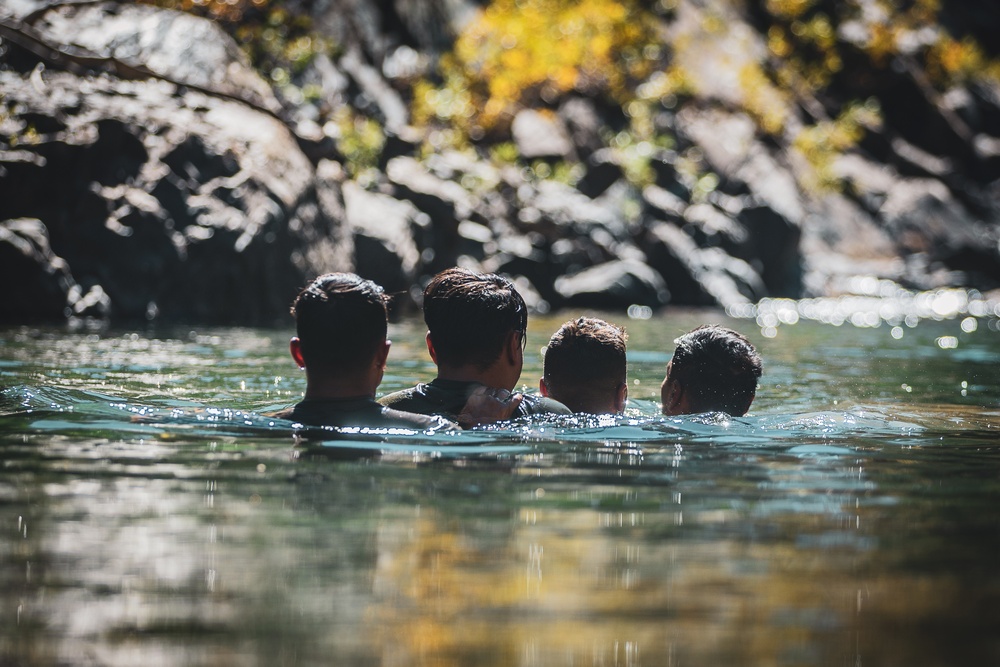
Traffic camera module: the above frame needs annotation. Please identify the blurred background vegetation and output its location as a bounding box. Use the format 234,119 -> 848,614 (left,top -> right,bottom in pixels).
140,0 -> 1000,192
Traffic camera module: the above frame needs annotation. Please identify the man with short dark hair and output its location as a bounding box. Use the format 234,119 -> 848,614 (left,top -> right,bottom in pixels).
660,325 -> 762,417
270,273 -> 458,431
378,267 -> 570,421
540,317 -> 628,414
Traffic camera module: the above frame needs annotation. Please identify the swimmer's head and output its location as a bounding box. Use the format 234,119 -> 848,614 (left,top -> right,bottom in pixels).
661,325 -> 762,417
541,317 -> 628,414
422,267 -> 527,373
291,273 -> 389,373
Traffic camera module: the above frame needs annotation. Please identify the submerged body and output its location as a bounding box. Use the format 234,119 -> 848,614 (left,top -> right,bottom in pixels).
270,396 -> 454,431
379,378 -> 569,422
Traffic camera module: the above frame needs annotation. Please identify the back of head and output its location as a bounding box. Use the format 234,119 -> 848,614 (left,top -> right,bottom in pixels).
543,317 -> 627,413
292,273 -> 388,373
669,325 -> 762,416
422,267 -> 527,370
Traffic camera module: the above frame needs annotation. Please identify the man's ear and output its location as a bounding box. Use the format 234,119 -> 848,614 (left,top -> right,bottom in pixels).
662,378 -> 684,416
615,381 -> 628,414
290,337 -> 306,369
539,377 -> 549,397
425,331 -> 438,364
375,340 -> 391,369
504,330 -> 520,363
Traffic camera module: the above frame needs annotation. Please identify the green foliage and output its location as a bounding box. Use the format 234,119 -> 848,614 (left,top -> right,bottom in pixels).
141,0 -> 1000,200
488,142 -> 520,165
141,0 -> 333,96
411,0 -> 692,192
235,8 -> 332,78
793,99 -> 882,192
331,108 -> 385,179
415,0 -> 664,137
761,0 -> 1000,91
140,0 -> 267,23
606,128 -> 659,187
755,0 -> 1000,193
0,103 -> 39,148
737,62 -> 792,136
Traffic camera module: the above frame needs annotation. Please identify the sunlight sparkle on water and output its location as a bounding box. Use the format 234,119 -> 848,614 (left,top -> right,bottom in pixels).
627,304 -> 653,320
5,317 -> 1000,666
936,336 -> 959,349
730,285 -> 1000,333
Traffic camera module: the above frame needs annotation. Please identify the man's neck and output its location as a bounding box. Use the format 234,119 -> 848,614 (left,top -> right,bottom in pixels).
303,372 -> 377,401
573,399 -> 619,415
436,364 -> 514,391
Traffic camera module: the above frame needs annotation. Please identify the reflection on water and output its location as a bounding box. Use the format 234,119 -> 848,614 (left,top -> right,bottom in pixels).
2,310 -> 1000,665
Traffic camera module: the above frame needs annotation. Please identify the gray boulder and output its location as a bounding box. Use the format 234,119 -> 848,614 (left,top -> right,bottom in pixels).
554,259 -> 669,309
342,181 -> 423,293
676,107 -> 804,223
512,109 -> 576,161
0,218 -> 110,321
520,179 -> 626,236
385,155 -> 474,269
0,6 -> 344,324
642,183 -> 687,223
482,232 -> 556,304
577,148 -> 624,199
641,222 -> 763,308
733,202 -> 802,297
558,96 -> 604,159
28,1 -> 280,115
880,177 -> 1000,288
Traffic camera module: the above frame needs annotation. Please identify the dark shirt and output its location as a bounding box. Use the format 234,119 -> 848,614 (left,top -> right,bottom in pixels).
270,396 -> 457,432
377,378 -> 571,422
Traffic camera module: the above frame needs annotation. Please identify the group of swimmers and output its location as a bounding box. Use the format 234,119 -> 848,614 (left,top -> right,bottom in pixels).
270,268 -> 763,432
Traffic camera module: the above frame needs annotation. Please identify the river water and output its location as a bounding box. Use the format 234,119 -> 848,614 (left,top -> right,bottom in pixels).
2,301 -> 999,666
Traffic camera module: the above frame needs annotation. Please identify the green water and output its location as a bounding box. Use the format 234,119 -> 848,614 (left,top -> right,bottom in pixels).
2,308 -> 1000,666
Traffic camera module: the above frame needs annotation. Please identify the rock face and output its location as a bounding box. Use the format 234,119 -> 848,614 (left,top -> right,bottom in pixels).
342,180 -> 422,294
0,218 -> 109,320
879,178 -> 1000,289
29,2 -> 280,114
0,3 -> 350,324
512,110 -> 576,161
553,259 -> 669,310
3,0 -> 1000,325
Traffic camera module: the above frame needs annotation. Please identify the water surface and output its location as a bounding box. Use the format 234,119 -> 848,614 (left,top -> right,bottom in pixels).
2,309 -> 999,666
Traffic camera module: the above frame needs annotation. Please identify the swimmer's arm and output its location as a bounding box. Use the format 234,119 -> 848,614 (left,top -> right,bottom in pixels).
456,386 -> 524,428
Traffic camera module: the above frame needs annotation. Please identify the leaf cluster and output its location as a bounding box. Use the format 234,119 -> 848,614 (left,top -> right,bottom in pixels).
758,0 -> 999,190
415,0 -> 666,138
139,0 -> 332,91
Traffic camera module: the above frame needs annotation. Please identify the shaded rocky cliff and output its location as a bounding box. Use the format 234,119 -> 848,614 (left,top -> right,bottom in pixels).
2,0 -> 999,324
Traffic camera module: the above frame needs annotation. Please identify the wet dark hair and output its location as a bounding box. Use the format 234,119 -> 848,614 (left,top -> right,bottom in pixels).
670,325 -> 762,416
543,317 -> 627,412
422,267 -> 527,370
291,273 -> 389,373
